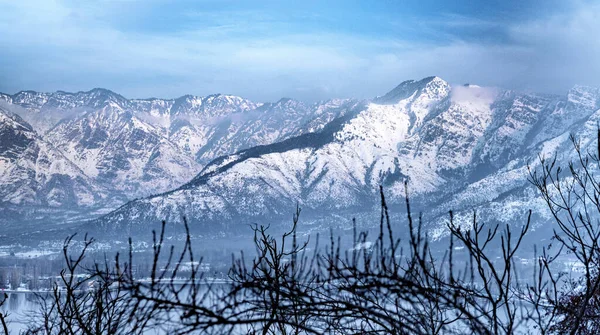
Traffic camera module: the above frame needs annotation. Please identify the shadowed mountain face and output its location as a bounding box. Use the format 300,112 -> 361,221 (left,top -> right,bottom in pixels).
2,77 -> 600,237
94,77 -> 600,236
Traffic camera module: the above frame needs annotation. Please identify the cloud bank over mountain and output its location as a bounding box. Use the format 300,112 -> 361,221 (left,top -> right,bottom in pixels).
0,0 -> 598,102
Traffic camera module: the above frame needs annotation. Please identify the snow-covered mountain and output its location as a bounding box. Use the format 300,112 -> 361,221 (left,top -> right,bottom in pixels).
43,103 -> 201,199
0,88 -> 357,224
0,107 -> 103,208
3,77 -> 600,238
96,77 -> 600,237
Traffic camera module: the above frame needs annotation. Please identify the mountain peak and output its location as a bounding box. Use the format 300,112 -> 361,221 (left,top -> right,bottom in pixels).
374,76 -> 449,105
84,88 -> 126,99
275,97 -> 299,105
259,98 -> 307,113
77,88 -> 129,110
87,87 -> 116,94
566,85 -> 600,110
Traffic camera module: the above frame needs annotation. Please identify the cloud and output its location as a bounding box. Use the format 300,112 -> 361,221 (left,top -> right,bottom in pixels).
0,0 -> 598,102
505,2 -> 600,91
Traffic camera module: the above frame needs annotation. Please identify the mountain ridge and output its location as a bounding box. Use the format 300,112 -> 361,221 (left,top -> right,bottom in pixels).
93,77 -> 600,238
0,86 -> 359,227
2,78 -> 600,239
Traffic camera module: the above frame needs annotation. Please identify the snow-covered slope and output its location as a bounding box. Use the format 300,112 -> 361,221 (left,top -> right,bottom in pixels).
0,107 -> 102,207
96,77 -> 451,227
43,103 -> 202,198
4,77 -> 600,237
0,88 -> 359,223
96,77 -> 600,236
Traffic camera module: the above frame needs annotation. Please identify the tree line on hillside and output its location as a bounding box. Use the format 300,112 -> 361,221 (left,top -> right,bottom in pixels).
3,132 -> 600,334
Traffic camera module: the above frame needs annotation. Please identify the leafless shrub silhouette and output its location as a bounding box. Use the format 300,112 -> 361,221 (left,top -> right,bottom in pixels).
22,234 -> 138,335
529,130 -> 600,334
12,191 -> 556,335
9,130 -> 600,334
305,185 -> 543,335
0,292 -> 8,335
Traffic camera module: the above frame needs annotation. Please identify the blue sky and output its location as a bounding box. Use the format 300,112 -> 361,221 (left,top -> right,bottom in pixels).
0,0 -> 599,102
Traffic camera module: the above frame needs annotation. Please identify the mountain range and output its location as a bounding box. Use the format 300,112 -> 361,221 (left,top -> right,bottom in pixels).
1,77 -> 599,239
